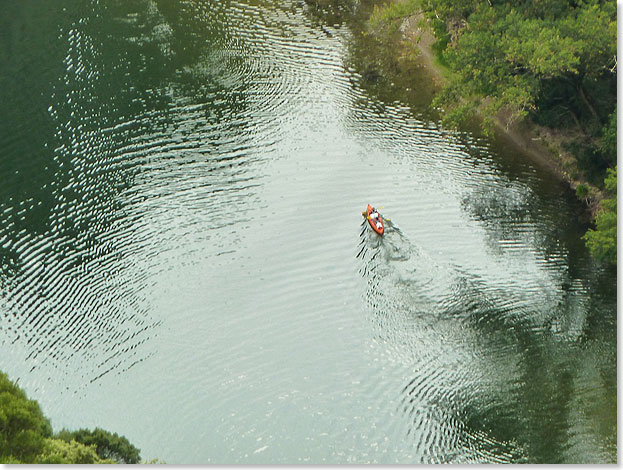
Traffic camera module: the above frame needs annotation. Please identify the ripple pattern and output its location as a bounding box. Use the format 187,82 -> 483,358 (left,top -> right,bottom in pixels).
0,0 -> 615,464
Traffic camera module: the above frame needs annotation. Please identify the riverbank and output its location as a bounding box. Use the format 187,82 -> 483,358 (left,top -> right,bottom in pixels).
365,6 -> 607,216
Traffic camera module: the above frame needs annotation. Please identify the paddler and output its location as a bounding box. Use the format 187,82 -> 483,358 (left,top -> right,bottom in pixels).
368,207 -> 383,229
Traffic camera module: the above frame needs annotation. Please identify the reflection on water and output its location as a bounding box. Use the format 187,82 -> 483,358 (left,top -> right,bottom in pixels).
0,0 -> 616,464
357,203 -> 615,463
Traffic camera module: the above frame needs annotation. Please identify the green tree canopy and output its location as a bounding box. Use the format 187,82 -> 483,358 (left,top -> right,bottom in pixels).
583,166 -> 617,264
0,370 -> 143,464
0,371 -> 52,462
599,110 -> 617,165
370,0 -> 616,262
406,0 -> 617,135
34,438 -> 113,464
56,427 -> 141,464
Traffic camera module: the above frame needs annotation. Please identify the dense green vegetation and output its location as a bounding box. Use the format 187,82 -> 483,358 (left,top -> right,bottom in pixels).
583,166 -> 617,264
0,370 -> 142,464
369,0 -> 616,263
372,0 -> 616,138
56,428 -> 142,464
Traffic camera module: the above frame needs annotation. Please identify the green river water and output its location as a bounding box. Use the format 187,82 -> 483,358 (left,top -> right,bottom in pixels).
0,0 -> 616,463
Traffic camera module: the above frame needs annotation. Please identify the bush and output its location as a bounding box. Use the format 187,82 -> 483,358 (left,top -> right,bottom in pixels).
0,371 -> 52,463
34,438 -> 113,464
56,427 -> 141,464
0,370 -> 142,464
584,167 -> 617,265
575,184 -> 589,201
599,110 -> 617,166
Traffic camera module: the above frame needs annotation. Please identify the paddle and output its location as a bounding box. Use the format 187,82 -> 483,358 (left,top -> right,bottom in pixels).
376,207 -> 390,220
362,207 -> 390,223
363,212 -> 390,222
362,215 -> 391,221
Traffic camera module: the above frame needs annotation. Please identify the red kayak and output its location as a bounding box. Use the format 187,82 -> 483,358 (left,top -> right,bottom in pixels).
365,204 -> 384,236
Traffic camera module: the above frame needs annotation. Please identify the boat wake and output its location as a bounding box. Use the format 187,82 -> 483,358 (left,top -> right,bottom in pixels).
355,216 -> 524,463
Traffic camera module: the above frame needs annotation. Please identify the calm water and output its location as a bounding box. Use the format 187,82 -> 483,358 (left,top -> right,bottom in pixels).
0,0 -> 616,464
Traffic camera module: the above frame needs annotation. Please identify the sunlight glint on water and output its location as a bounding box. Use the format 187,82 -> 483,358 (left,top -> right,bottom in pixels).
0,0 -> 615,464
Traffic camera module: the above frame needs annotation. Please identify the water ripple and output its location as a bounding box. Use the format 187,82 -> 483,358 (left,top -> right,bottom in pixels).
0,0 -> 614,464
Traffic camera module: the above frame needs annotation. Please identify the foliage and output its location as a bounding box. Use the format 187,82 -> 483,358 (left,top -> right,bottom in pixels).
583,167 -> 617,264
0,370 -> 143,464
575,183 -> 589,201
56,427 -> 141,464
0,371 -> 52,462
370,0 -> 616,143
599,110 -> 617,166
368,0 -> 616,264
433,0 -> 615,132
369,0 -> 420,35
34,438 -> 113,464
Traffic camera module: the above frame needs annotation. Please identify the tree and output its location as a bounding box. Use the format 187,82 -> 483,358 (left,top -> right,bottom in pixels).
599,110 -> 617,166
583,167 -> 617,264
0,370 -> 143,464
56,427 -> 141,464
0,371 -> 52,462
34,438 -> 113,464
419,0 -> 616,134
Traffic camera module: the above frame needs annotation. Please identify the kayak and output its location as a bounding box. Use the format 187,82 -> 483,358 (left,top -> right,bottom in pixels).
365,204 -> 384,236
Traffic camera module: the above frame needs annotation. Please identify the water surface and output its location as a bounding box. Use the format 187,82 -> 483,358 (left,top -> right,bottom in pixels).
0,0 -> 616,463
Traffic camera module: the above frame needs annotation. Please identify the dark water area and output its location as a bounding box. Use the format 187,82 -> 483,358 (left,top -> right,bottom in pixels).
0,0 -> 616,463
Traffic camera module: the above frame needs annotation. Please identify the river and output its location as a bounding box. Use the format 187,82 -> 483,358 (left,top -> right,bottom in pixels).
0,0 -> 616,464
